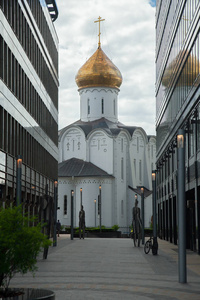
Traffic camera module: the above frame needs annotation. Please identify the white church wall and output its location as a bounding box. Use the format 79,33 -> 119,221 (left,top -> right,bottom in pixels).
128,188 -> 135,228
58,177 -> 114,228
88,130 -> 114,174
57,178 -> 74,227
79,87 -> 119,123
61,128 -> 86,162
58,141 -> 62,163
113,132 -> 130,229
75,178 -> 113,228
128,129 -> 154,230
130,129 -> 147,188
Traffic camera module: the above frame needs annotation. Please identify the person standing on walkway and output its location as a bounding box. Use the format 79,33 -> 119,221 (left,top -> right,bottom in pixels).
79,205 -> 85,239
56,220 -> 61,237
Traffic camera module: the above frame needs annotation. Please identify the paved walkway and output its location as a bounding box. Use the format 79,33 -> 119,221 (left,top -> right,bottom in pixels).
11,235 -> 200,299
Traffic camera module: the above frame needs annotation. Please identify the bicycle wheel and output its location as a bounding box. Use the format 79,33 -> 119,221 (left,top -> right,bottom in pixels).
144,240 -> 151,254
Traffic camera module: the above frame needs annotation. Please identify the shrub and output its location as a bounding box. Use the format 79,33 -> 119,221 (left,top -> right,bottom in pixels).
112,225 -> 119,231
0,206 -> 51,293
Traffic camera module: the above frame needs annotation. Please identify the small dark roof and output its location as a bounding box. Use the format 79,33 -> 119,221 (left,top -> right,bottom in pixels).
59,117 -> 138,138
58,157 -> 114,178
147,135 -> 156,140
128,185 -> 152,198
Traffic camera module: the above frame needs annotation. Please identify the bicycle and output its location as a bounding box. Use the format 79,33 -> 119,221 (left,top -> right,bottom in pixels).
144,236 -> 153,254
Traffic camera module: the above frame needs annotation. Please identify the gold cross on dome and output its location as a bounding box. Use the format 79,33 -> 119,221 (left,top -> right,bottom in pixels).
94,16 -> 105,48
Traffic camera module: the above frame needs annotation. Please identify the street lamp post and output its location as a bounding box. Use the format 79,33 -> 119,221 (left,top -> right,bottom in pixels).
53,180 -> 58,247
94,199 -> 96,227
71,190 -> 74,240
152,170 -> 158,255
141,187 -> 144,245
80,188 -> 82,210
16,155 -> 22,206
99,185 -> 101,232
177,129 -> 186,283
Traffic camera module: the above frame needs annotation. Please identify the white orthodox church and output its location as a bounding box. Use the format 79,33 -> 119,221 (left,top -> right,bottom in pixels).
58,26 -> 156,232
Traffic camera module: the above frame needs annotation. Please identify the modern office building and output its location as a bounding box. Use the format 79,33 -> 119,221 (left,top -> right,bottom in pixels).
0,1 -> 59,221
156,1 -> 200,253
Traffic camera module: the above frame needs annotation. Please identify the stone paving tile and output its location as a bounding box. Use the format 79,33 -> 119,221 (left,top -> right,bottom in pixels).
11,236 -> 200,300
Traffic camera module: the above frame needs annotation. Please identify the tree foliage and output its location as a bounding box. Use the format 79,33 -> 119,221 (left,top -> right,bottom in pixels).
0,206 -> 51,291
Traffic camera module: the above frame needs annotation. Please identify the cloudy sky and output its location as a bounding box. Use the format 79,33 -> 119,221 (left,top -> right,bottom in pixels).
54,0 -> 156,135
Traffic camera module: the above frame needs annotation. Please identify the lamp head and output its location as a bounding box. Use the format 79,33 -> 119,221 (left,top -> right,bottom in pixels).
152,171 -> 156,181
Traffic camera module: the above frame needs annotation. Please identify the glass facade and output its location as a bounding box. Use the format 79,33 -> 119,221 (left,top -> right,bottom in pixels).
156,0 -> 200,253
0,1 -> 58,212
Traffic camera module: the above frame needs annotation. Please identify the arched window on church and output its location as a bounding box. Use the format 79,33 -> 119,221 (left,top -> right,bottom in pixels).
72,140 -> 75,151
64,195 -> 67,215
88,99 -> 90,115
134,159 -> 136,177
139,160 -> 142,181
137,137 -> 139,152
121,158 -> 124,180
151,144 -> 153,159
113,99 -> 115,115
101,98 -> 104,114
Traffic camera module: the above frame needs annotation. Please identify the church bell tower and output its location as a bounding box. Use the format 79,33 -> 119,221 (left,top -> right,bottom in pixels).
75,17 -> 123,123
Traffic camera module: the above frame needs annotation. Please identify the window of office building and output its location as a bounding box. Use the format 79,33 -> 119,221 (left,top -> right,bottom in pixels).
0,35 -> 57,145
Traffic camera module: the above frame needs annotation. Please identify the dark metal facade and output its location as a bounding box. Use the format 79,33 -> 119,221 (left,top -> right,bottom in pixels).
156,0 -> 200,253
0,1 -> 58,215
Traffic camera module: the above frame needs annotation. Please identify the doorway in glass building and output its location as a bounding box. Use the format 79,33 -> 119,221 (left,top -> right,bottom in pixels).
186,189 -> 196,251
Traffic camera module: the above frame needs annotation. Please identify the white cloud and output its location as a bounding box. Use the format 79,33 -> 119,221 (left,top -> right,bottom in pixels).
55,0 -> 156,135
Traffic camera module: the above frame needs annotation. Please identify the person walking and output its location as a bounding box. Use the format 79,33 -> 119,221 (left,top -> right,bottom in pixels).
56,220 -> 61,237
79,205 -> 85,239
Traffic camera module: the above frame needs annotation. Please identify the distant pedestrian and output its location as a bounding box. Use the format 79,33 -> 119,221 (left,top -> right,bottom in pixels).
79,205 -> 85,239
56,220 -> 61,237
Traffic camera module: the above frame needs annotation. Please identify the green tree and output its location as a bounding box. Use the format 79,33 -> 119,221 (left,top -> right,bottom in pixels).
0,206 -> 51,293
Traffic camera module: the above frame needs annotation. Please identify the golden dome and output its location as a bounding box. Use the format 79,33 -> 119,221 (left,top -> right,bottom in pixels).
162,50 -> 200,87
75,46 -> 122,89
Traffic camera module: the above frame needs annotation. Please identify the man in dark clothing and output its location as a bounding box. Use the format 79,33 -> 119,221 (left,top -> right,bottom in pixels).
56,220 -> 61,237
79,205 -> 85,239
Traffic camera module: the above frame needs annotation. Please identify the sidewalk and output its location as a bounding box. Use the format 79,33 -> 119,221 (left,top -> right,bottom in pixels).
11,235 -> 200,299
